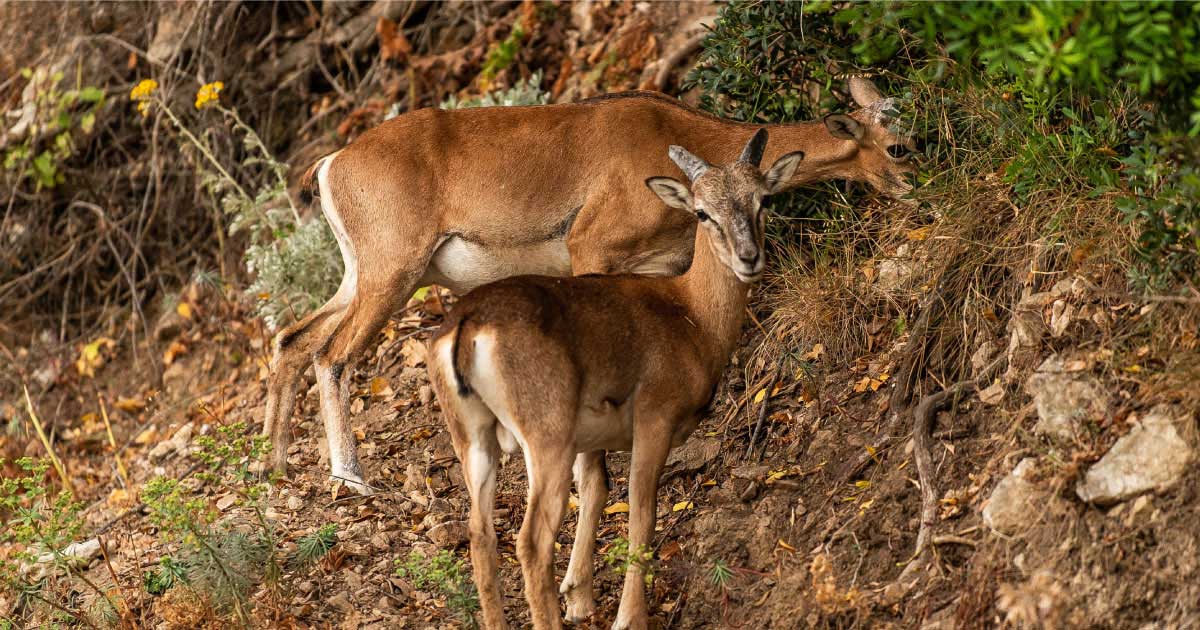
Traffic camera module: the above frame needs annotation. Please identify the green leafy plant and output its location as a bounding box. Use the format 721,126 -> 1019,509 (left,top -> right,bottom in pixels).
479,19 -> 528,85
0,457 -> 113,627
602,536 -> 656,587
141,421 -> 282,624
143,556 -> 189,596
395,550 -> 480,628
3,66 -> 105,191
132,77 -> 342,329
1118,134 -> 1200,286
691,0 -> 1200,285
708,557 -> 734,590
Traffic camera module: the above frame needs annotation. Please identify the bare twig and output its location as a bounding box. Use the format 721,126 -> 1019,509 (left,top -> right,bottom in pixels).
745,360 -> 784,461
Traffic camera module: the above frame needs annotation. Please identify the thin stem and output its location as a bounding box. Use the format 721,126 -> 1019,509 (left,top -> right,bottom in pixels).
154,97 -> 252,202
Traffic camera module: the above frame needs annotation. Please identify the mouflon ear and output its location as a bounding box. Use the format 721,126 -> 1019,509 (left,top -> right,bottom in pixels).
645,176 -> 693,211
668,145 -> 710,182
763,151 -> 805,195
739,128 -> 769,167
824,113 -> 864,141
848,75 -> 884,108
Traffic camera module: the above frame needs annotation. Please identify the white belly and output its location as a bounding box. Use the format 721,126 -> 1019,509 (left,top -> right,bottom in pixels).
421,235 -> 573,294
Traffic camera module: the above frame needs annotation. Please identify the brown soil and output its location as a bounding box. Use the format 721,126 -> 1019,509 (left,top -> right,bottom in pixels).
4,2 -> 1199,630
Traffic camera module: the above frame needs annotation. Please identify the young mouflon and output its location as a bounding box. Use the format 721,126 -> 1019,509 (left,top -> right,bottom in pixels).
427,129 -> 803,630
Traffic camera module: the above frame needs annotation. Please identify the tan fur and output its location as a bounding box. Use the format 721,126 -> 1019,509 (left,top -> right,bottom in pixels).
427,133 -> 799,629
263,81 -> 913,493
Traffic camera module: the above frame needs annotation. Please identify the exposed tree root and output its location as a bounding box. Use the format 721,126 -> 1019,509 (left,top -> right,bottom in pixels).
889,354 -> 1006,596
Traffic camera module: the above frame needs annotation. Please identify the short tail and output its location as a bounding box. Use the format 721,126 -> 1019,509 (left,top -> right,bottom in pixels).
450,314 -> 474,397
297,156 -> 327,206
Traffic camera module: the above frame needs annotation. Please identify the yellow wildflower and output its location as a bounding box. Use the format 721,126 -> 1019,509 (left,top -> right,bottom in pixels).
129,79 -> 158,101
136,101 -> 150,118
195,81 -> 224,110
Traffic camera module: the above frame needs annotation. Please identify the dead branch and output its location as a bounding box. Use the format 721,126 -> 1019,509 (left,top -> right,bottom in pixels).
745,360 -> 785,461
891,354 -> 1006,591
652,32 -> 707,92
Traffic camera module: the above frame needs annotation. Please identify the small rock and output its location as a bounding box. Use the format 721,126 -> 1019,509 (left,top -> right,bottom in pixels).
343,570 -> 363,592
427,497 -> 451,515
402,463 -> 424,493
877,244 -> 917,291
982,459 -> 1047,535
1049,300 -> 1075,337
1076,406 -> 1195,506
370,532 -> 391,551
149,422 -> 194,461
426,520 -> 469,548
286,495 -> 305,511
970,341 -> 998,375
418,385 -> 433,406
1026,358 -> 1107,442
978,381 -> 1005,405
326,592 -> 353,611
730,465 -> 769,480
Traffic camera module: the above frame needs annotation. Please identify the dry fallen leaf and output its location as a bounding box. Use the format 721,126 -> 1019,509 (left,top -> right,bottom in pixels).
604,502 -> 630,515
906,226 -> 931,241
979,381 -> 1005,405
176,301 -> 193,319
76,337 -> 116,377
369,376 -> 394,398
377,16 -> 412,61
162,340 -> 188,366
401,338 -> 427,368
671,500 -> 694,512
802,343 -> 825,361
115,397 -> 146,413
107,487 -> 132,508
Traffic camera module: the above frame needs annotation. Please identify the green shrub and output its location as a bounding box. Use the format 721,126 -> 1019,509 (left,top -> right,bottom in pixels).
0,457 -> 100,625
1119,134 -> 1200,286
440,71 -> 549,110
395,549 -> 480,628
690,0 -> 1200,285
141,422 -> 282,623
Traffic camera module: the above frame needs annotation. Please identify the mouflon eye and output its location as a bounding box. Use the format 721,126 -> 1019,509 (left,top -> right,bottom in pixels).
887,144 -> 911,159
696,210 -> 710,222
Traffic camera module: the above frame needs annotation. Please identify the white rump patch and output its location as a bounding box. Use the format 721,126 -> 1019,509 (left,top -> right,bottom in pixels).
318,153 -> 357,307
468,332 -> 535,491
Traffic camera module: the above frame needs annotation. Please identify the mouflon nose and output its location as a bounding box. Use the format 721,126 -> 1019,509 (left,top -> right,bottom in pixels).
739,252 -> 760,267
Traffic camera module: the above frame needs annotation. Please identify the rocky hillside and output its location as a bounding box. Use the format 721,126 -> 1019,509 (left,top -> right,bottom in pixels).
2,2 -> 1199,629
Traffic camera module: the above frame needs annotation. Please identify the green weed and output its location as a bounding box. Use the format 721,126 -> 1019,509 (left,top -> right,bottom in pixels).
395,549 -> 480,628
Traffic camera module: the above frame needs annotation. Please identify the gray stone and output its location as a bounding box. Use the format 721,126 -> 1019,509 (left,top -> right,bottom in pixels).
983,459 -> 1046,535
1076,406 -> 1195,506
1026,357 -> 1107,442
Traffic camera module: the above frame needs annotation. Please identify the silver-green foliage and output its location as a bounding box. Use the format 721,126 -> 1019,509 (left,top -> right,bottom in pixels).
439,71 -> 548,110
216,122 -> 342,330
